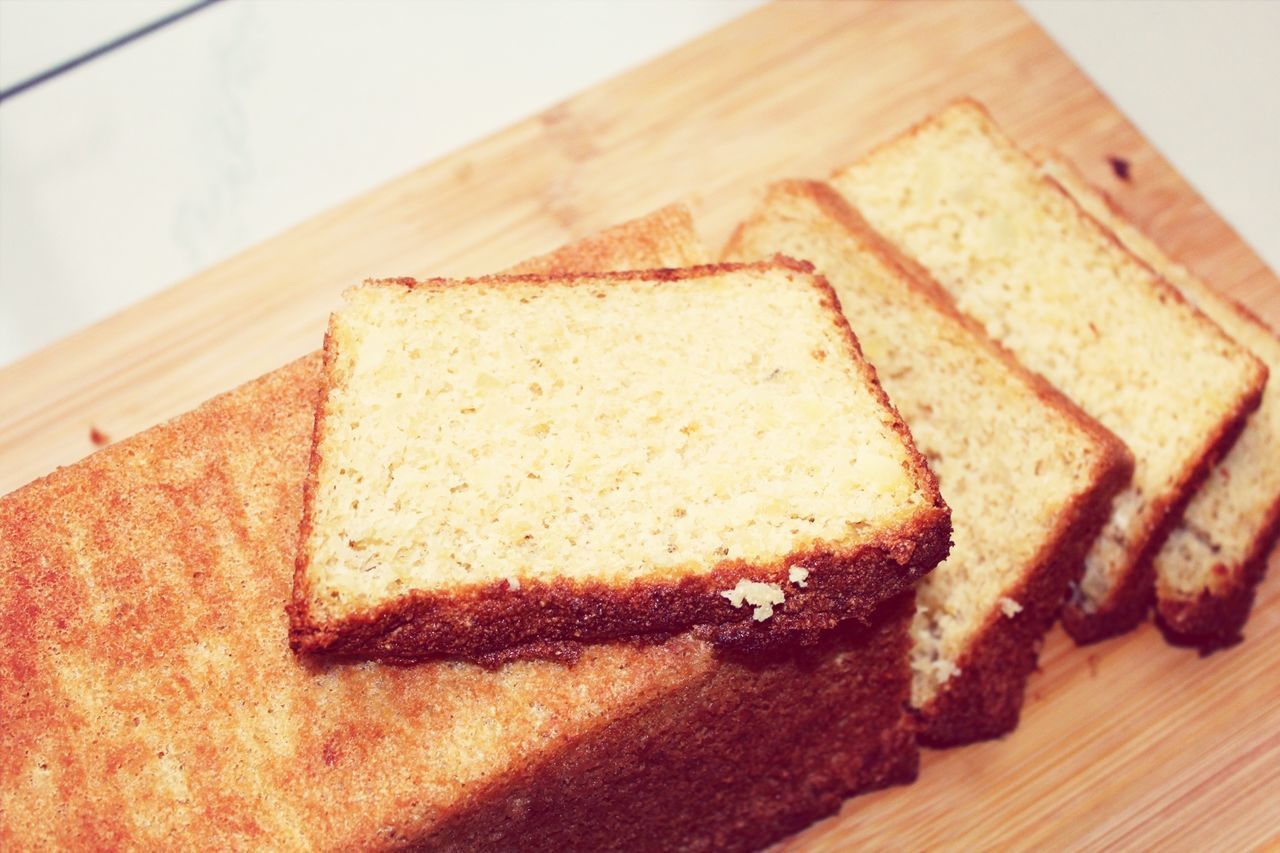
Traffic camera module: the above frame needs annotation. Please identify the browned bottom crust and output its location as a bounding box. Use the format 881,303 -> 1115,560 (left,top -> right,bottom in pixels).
408,594 -> 920,852
1061,375 -> 1265,645
290,511 -> 951,665
1156,495 -> 1280,652
917,431 -> 1132,747
1060,557 -> 1156,646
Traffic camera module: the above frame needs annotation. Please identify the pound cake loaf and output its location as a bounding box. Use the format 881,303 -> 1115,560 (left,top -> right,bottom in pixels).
724,180 -> 1132,745
1041,153 -> 1280,649
291,261 -> 950,662
1,211 -> 923,851
833,99 -> 1268,643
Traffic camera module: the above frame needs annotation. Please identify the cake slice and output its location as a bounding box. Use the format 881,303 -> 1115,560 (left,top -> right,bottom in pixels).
1041,153 -> 1280,649
3,208 -> 923,851
833,99 -> 1267,643
724,180 -> 1132,745
291,260 -> 950,662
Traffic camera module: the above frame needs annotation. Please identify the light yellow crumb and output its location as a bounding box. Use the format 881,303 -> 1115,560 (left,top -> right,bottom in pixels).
934,658 -> 961,684
998,596 -> 1022,618
788,566 -> 810,587
721,580 -> 786,621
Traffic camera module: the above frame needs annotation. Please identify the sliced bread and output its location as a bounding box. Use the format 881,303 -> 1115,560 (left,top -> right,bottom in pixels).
2,209 -> 923,850
1041,153 -> 1280,649
724,180 -> 1132,745
290,260 -> 950,662
832,99 -> 1267,643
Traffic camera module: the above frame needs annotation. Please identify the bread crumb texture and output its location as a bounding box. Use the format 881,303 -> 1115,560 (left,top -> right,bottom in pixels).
1040,154 -> 1280,628
725,179 -> 1120,709
303,265 -> 930,623
834,101 -> 1263,621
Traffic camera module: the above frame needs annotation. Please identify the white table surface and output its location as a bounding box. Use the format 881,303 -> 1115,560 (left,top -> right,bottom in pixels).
1,0 -> 1277,369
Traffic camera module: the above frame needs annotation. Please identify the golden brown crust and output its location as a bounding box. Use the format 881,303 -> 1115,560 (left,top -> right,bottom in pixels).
406,595 -> 919,852
1156,494 -> 1280,651
290,509 -> 949,662
725,179 -> 1136,745
504,204 -> 707,274
291,260 -> 951,663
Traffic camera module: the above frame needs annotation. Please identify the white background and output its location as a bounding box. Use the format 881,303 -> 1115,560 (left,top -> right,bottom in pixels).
1,0 -> 1277,368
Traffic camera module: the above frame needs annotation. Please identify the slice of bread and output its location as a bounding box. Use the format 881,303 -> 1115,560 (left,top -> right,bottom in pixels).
291,260 -> 951,662
3,208 -> 923,850
832,99 -> 1268,643
1041,153 -> 1280,649
724,180 -> 1132,745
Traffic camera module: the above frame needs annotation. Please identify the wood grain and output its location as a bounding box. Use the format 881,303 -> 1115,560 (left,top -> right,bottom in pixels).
2,1 -> 1276,849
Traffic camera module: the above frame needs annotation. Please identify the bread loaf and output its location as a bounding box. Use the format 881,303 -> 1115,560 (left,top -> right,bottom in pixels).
1,206 -> 923,850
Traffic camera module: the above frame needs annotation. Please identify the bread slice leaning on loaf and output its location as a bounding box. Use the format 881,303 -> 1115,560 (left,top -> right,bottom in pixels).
724,180 -> 1133,745
291,259 -> 951,662
1041,154 -> 1280,650
832,99 -> 1268,644
1,206 -> 926,851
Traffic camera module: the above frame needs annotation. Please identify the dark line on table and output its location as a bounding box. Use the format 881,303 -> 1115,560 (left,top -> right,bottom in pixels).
0,0 -> 227,104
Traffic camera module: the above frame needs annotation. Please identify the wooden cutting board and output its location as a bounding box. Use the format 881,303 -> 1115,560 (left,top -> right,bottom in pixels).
2,1 -> 1276,848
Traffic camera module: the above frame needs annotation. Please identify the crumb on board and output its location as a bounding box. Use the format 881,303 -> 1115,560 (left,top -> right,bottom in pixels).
89,427 -> 110,447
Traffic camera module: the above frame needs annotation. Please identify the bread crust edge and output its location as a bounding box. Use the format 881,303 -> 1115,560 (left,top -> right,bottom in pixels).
399,595 -> 920,851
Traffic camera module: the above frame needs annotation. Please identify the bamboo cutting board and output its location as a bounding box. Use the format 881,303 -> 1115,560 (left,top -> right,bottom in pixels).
2,1 -> 1277,849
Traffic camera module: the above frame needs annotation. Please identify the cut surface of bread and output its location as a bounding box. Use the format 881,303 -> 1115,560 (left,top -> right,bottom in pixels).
833,99 -> 1268,643
1041,154 -> 1280,649
0,210 -> 921,851
292,260 -> 950,662
724,180 -> 1132,745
